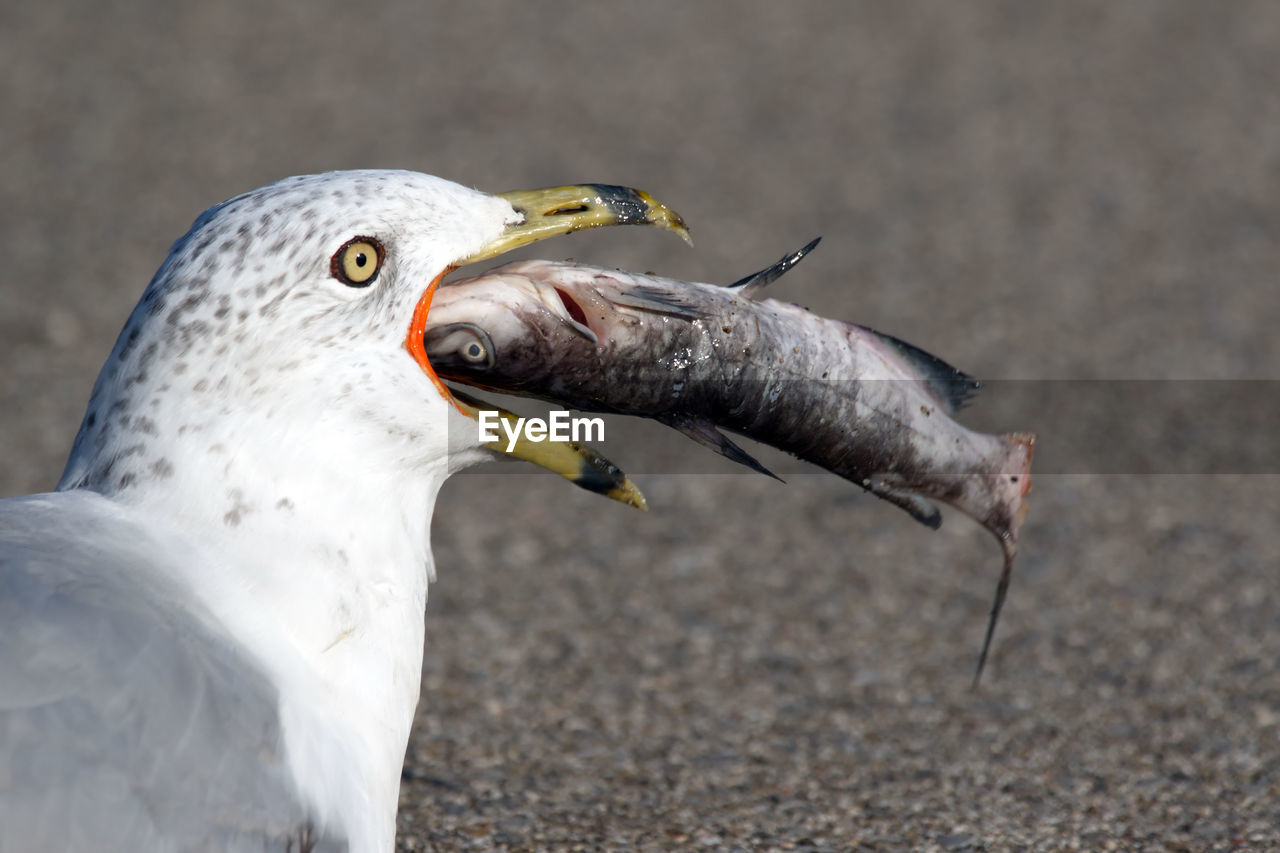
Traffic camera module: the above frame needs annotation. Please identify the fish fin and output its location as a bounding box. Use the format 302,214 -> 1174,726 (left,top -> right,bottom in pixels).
663,416 -> 784,482
863,327 -> 981,414
973,540 -> 1014,688
610,286 -> 709,319
866,480 -> 943,529
727,237 -> 822,297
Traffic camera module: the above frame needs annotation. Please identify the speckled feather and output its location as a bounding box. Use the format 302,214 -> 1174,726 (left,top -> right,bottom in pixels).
61,171 -> 512,499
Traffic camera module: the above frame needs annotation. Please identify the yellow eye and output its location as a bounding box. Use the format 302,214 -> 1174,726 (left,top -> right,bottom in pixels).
331,237 -> 384,287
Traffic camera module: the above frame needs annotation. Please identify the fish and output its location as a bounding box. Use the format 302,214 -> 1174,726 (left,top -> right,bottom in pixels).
425,241 -> 1035,683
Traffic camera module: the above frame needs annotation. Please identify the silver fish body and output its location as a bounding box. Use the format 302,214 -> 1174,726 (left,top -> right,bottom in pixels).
427,254 -> 1035,680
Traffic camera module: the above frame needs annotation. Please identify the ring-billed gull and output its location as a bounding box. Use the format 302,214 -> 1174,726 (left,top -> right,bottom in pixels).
0,171 -> 687,851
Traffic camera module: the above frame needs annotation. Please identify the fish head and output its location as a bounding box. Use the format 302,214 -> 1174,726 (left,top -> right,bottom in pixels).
424,261 -> 624,393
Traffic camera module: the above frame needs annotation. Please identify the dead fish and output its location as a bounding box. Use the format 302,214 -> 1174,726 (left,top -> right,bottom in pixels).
426,242 -> 1035,683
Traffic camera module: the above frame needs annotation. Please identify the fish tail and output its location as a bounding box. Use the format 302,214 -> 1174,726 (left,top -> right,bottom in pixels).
972,431 -> 1036,686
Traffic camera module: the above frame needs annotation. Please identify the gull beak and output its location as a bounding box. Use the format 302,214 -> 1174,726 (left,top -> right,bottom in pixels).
406,183 -> 689,509
460,184 -> 691,264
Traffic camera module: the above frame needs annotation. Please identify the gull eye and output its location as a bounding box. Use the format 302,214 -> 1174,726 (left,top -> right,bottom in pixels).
331,237 -> 385,287
422,323 -> 496,372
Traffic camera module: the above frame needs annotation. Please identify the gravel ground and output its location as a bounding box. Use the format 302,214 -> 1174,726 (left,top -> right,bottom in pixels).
3,2 -> 1278,850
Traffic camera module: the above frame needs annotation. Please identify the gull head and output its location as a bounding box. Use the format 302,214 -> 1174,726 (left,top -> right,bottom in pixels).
56,171 -> 686,520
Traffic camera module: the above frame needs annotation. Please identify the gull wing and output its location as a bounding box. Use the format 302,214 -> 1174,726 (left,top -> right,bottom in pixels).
0,492 -> 343,852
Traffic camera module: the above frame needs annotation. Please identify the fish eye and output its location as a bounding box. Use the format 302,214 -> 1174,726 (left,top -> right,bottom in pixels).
330,236 -> 385,287
422,323 -> 496,372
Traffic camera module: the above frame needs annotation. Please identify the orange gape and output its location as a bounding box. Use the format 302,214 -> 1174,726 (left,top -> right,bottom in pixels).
404,268 -> 469,415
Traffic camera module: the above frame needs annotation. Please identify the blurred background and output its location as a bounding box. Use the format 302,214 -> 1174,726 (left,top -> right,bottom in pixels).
2,2 -> 1277,849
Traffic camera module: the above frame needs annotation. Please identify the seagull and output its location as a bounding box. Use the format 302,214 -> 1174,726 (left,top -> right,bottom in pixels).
0,171 -> 687,852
